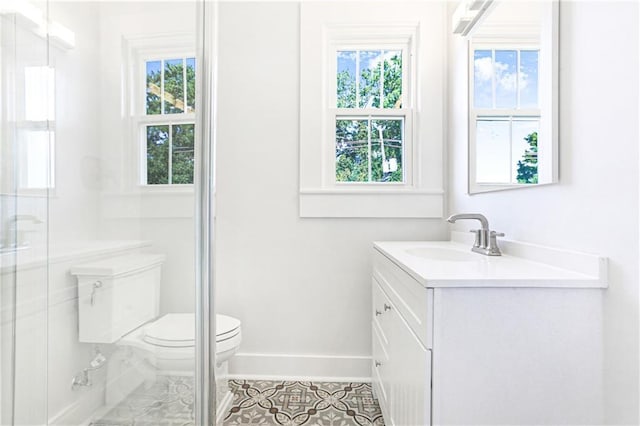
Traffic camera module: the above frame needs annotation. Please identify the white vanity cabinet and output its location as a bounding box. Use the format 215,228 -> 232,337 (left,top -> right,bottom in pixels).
372,241 -> 607,426
372,274 -> 431,426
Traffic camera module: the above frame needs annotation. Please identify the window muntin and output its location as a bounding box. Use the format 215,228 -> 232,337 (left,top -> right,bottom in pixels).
470,45 -> 540,185
140,56 -> 195,186
331,46 -> 409,184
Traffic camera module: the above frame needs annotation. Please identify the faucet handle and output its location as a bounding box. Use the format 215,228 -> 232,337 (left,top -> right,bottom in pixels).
469,229 -> 482,248
488,231 -> 505,255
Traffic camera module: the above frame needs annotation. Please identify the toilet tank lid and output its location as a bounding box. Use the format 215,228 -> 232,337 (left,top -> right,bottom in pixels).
70,253 -> 166,277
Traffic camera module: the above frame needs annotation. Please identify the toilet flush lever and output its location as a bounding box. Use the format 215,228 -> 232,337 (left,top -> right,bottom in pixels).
90,281 -> 103,306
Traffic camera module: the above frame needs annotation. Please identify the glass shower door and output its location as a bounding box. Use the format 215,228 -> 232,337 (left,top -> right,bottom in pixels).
1,3 -> 51,423
0,1 -> 215,425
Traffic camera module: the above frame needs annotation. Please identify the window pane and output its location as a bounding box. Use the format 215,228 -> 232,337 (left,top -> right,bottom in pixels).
476,120 -> 510,183
371,119 -> 403,182
186,57 -> 196,112
336,119 -> 369,182
172,124 -> 195,184
146,60 -> 161,115
147,125 -> 170,184
359,50 -> 381,108
473,50 -> 492,108
494,50 -> 517,109
164,58 -> 185,114
382,51 -> 402,109
519,50 -> 539,108
512,120 -> 539,184
18,130 -> 54,188
337,51 -> 356,108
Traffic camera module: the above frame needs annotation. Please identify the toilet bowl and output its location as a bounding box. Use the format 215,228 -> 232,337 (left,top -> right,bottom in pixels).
119,312 -> 242,372
105,312 -> 241,409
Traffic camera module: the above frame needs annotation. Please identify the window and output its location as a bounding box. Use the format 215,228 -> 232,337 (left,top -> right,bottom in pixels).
19,66 -> 55,190
139,56 -> 196,185
470,44 -> 541,185
299,2 -> 445,218
332,48 -> 409,183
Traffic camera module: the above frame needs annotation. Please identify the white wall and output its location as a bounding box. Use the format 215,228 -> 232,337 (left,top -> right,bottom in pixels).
447,1 -> 639,424
215,2 -> 448,379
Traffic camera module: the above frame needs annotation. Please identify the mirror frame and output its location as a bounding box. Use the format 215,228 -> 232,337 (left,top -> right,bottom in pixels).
466,1 -> 559,194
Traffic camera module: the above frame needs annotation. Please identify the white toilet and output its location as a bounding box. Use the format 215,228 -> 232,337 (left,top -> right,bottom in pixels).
71,253 -> 241,413
117,312 -> 241,371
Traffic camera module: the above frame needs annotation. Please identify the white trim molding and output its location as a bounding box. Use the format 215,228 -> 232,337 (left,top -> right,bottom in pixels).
229,353 -> 372,382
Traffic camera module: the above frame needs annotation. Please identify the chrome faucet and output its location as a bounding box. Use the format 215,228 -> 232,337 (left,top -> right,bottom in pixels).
1,215 -> 43,249
447,213 -> 504,256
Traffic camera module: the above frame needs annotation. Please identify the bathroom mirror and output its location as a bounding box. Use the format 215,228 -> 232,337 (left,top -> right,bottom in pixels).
458,1 -> 558,194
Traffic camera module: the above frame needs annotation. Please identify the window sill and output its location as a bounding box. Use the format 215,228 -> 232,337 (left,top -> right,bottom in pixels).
299,189 -> 444,218
136,184 -> 195,195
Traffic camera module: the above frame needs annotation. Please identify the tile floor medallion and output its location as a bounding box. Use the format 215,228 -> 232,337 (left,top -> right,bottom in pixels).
224,380 -> 385,426
91,377 -> 384,426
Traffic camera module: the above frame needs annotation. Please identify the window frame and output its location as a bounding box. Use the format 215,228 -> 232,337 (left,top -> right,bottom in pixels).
137,52 -> 196,187
125,34 -> 196,190
299,2 -> 446,218
328,41 -> 414,186
17,64 -> 56,193
468,38 -> 544,191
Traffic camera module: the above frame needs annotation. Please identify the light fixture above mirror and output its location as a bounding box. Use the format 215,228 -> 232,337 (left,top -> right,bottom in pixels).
452,0 -> 494,36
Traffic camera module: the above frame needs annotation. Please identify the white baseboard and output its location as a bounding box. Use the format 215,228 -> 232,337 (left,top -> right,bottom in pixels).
228,352 -> 372,382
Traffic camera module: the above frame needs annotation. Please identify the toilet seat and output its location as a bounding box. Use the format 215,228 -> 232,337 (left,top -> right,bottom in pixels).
127,313 -> 241,352
115,312 -> 241,379
216,314 -> 241,342
143,313 -> 195,347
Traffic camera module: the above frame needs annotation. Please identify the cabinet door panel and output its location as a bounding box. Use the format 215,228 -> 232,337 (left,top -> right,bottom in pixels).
386,300 -> 431,426
372,321 -> 390,419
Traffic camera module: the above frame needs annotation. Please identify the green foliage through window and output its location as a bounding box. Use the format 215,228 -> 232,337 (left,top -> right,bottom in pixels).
146,58 -> 196,115
336,50 -> 402,109
336,118 -> 403,183
146,124 -> 194,185
516,131 -> 538,184
144,57 -> 195,185
335,49 -> 404,183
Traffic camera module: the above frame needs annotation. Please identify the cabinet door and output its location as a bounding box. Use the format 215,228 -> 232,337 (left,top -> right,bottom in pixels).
386,299 -> 432,426
372,321 -> 390,420
373,278 -> 431,426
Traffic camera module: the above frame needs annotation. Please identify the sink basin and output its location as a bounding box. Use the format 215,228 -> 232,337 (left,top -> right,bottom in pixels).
404,247 -> 480,262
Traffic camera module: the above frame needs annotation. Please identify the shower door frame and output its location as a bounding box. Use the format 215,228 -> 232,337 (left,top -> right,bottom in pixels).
195,0 -> 218,425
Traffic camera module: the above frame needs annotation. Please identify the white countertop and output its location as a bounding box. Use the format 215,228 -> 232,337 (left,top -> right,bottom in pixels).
374,239 -> 608,288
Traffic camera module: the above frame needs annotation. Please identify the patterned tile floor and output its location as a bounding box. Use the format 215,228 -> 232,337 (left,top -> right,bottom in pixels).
91,377 -> 384,426
225,380 -> 384,425
91,375 -> 195,426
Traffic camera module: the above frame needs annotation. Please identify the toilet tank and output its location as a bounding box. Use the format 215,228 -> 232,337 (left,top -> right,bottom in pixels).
71,253 -> 166,343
